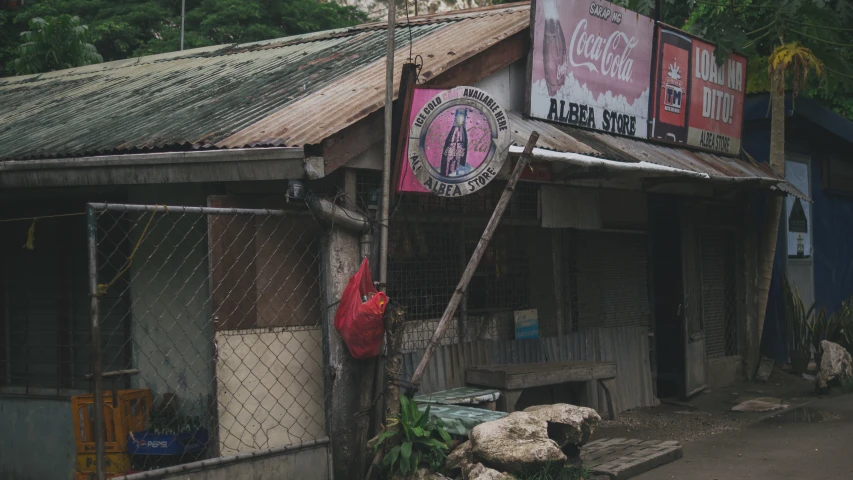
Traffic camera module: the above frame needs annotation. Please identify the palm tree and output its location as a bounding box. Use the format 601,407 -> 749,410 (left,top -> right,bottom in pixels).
689,0 -> 853,357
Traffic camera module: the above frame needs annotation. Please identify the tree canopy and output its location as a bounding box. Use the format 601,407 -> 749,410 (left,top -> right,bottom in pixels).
1,0 -> 367,76
684,0 -> 853,117
13,14 -> 103,75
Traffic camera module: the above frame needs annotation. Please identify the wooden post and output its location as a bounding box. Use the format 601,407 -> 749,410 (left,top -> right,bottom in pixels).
409,132 -> 540,389
366,303 -> 407,478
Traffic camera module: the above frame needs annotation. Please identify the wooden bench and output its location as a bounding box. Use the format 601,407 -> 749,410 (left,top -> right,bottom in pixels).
466,361 -> 621,420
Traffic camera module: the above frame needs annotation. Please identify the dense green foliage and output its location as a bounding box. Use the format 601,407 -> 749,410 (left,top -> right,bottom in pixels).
12,14 -> 102,74
374,396 -> 452,477
1,0 -> 366,76
684,0 -> 853,118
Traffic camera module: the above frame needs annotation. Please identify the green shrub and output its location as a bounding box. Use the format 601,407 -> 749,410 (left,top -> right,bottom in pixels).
374,395 -> 452,477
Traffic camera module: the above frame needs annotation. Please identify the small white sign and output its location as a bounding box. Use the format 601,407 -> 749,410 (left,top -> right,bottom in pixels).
514,309 -> 539,339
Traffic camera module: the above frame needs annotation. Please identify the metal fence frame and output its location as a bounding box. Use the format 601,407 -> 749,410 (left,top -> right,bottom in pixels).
86,202 -> 331,480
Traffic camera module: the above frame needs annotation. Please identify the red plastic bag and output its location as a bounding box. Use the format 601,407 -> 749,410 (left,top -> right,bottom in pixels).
334,258 -> 388,359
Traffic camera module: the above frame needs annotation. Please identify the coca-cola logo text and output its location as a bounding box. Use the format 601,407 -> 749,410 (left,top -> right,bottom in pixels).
569,18 -> 638,83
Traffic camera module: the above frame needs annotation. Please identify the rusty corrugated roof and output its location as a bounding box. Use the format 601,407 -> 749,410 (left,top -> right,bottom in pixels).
0,3 -> 530,161
509,112 -> 785,183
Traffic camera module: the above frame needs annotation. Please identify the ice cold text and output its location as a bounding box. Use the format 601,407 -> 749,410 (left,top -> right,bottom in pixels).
547,99 -> 637,136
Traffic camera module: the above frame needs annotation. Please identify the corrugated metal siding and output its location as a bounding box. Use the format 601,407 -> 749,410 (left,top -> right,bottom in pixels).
571,231 -> 650,329
401,326 -> 656,414
0,5 -> 530,160
510,115 -> 787,183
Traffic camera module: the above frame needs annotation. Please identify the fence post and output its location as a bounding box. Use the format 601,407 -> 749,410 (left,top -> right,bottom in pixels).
87,204 -> 106,480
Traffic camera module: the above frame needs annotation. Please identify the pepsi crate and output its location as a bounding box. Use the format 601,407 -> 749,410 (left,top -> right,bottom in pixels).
127,428 -> 209,456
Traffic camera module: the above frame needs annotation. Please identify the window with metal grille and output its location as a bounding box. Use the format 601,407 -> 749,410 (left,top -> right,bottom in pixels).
0,211 -> 128,395
566,230 -> 651,330
386,183 -> 537,351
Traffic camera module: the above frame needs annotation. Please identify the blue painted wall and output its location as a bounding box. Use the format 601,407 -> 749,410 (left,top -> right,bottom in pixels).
0,396 -> 76,480
811,158 -> 853,315
744,98 -> 853,361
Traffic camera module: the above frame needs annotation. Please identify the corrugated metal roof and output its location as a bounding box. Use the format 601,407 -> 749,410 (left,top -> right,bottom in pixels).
0,3 -> 530,161
509,112 -> 785,182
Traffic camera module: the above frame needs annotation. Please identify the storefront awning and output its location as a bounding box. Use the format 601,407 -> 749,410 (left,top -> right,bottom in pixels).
508,112 -> 810,201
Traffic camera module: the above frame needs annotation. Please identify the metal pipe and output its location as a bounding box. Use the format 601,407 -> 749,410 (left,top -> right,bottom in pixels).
360,232 -> 373,258
87,203 -> 289,216
87,205 -> 106,480
308,197 -> 370,233
180,0 -> 186,51
380,0 -> 396,292
0,147 -> 305,171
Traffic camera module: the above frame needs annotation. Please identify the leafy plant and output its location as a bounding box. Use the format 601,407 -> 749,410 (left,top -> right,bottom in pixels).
782,274 -> 817,355
811,297 -> 853,360
516,462 -> 591,480
374,395 -> 452,477
13,15 -> 103,75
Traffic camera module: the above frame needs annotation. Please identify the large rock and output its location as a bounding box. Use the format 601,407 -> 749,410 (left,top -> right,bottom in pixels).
523,404 -> 600,449
469,412 -> 566,474
392,467 -> 452,480
818,340 -> 853,389
446,440 -> 474,476
467,463 -> 516,480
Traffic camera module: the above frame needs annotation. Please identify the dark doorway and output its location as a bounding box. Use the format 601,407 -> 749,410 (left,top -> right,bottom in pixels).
649,195 -> 684,398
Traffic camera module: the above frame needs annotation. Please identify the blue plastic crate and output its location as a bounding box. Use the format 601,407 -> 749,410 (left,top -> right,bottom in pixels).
127,429 -> 209,456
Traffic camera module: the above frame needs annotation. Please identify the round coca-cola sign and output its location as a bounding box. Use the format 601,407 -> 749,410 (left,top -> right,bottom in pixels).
407,86 -> 511,197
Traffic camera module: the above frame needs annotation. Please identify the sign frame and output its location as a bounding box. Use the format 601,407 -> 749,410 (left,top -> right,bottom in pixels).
397,86 -> 511,197
526,0 -> 655,139
649,23 -> 749,156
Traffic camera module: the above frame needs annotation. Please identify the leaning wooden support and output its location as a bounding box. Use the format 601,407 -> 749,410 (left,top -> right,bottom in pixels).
408,131 -> 540,390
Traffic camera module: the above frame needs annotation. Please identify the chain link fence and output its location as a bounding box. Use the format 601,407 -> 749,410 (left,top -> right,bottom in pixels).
88,202 -> 328,471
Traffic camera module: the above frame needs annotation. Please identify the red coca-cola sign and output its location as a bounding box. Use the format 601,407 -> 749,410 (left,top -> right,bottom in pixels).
528,0 -> 654,138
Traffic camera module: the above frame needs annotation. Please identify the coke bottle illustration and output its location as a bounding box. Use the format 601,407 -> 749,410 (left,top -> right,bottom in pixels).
541,0 -> 566,97
653,29 -> 692,144
440,108 -> 469,178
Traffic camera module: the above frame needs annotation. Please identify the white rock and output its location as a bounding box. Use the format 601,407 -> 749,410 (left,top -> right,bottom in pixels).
522,403 -> 600,448
469,411 -> 566,474
466,463 -> 516,480
818,340 -> 853,389
446,440 -> 473,476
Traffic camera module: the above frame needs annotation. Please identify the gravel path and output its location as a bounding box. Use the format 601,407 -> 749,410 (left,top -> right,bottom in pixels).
593,407 -> 746,443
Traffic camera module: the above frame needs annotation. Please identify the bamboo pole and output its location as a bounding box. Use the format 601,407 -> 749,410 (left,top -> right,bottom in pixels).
408,131 -> 540,388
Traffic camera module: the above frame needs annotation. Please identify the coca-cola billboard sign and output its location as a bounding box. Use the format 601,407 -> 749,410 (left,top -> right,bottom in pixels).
528,0 -> 654,138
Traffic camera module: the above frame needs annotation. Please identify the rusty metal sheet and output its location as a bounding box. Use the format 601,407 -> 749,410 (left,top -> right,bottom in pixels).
0,4 -> 530,161
218,7 -> 529,149
511,115 -> 785,183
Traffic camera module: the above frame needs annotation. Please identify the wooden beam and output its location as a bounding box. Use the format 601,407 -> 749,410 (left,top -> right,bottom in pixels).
321,109 -> 385,175
321,29 -> 530,175
425,29 -> 529,87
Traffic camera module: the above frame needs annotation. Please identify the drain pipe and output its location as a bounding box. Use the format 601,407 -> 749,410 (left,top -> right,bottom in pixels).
308,196 -> 370,234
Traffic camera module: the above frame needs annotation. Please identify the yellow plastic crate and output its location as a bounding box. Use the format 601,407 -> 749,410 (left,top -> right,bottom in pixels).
75,452 -> 130,474
72,389 -> 153,454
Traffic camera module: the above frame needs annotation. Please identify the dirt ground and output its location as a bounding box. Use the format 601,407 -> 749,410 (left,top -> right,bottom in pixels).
592,367 -> 818,444
632,394 -> 853,479
586,366 -> 853,479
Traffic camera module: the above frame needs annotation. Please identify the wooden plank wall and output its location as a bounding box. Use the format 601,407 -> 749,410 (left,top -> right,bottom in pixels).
401,326 -> 656,414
